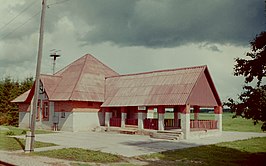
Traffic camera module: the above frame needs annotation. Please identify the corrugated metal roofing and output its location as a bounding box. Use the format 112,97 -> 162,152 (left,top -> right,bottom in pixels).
13,54 -> 221,107
12,89 -> 31,103
13,54 -> 119,103
102,65 -> 221,107
51,54 -> 119,101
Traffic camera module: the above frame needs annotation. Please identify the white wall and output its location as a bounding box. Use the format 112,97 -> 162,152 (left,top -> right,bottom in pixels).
58,112 -> 73,131
19,112 -> 30,129
73,112 -> 101,131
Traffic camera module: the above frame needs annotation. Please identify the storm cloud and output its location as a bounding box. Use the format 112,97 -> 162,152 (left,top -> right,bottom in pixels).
63,0 -> 266,48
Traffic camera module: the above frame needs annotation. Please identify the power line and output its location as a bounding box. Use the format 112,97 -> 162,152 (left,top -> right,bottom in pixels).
0,1 -> 38,32
47,0 -> 71,8
0,11 -> 41,40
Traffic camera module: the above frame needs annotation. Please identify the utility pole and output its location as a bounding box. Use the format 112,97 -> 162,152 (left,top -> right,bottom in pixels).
25,0 -> 47,153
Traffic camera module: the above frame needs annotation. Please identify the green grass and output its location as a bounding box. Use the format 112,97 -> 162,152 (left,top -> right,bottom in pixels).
139,137 -> 266,166
33,148 -> 123,163
0,125 -> 56,151
222,113 -> 262,132
164,112 -> 263,132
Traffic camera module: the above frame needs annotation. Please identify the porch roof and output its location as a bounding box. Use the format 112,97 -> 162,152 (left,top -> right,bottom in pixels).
102,65 -> 221,107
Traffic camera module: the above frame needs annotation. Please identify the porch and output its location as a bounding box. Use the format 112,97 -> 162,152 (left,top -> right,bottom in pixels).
104,105 -> 222,139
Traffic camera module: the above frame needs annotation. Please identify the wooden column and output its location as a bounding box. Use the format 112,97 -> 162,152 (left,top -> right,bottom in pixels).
158,106 -> 165,131
121,107 -> 127,128
174,106 -> 180,128
104,108 -> 112,127
138,110 -> 144,130
194,106 -> 200,120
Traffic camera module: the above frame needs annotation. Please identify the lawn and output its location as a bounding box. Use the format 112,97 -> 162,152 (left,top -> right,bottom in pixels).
139,137 -> 266,166
164,112 -> 263,132
33,148 -> 123,163
0,125 -> 56,151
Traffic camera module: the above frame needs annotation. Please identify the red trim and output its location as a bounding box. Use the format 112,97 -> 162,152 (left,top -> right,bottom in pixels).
214,106 -> 223,114
194,106 -> 200,113
180,105 -> 190,114
105,107 -> 112,112
36,100 -> 41,120
157,106 -> 165,114
42,100 -> 49,121
121,107 -> 127,113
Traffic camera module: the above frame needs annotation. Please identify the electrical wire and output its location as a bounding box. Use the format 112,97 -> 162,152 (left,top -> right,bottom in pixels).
0,11 -> 41,40
47,0 -> 71,8
0,1 -> 38,32
0,0 -> 72,40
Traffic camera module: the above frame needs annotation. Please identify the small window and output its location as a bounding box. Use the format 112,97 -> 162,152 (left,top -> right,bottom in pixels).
42,101 -> 49,121
61,112 -> 65,118
36,100 -> 41,120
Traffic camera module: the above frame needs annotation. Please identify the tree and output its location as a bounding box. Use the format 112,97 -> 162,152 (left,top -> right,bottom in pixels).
226,31 -> 266,131
0,76 -> 33,126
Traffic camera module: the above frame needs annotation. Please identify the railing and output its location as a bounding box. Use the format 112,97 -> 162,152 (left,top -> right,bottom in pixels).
190,120 -> 218,129
110,118 -> 121,127
144,119 -> 158,130
126,119 -> 138,125
164,119 -> 181,128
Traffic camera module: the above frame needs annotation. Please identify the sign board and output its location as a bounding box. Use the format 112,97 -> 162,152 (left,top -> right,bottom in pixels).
138,106 -> 146,110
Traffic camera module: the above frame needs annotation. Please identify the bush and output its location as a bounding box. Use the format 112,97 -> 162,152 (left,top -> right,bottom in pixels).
21,130 -> 27,134
5,131 -> 15,136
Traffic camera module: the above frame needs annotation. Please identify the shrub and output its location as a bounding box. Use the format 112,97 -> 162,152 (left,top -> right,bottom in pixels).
5,131 -> 15,136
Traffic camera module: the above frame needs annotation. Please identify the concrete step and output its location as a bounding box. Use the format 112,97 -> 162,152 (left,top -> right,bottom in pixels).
150,131 -> 183,140
125,125 -> 138,128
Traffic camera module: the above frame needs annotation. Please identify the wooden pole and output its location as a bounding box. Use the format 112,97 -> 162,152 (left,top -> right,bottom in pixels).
25,0 -> 47,153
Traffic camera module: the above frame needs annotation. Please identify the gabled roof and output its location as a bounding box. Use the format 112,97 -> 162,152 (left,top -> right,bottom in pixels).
102,65 -> 221,107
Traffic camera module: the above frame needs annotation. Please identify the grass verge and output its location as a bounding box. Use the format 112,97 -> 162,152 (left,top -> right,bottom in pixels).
0,125 -> 56,151
33,148 -> 123,163
139,137 -> 266,166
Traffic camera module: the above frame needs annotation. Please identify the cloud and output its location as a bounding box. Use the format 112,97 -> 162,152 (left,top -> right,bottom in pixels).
199,43 -> 222,52
62,0 -> 266,48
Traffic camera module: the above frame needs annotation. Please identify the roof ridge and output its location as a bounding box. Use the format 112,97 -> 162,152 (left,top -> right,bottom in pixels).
86,54 -> 119,75
106,65 -> 207,79
54,54 -> 88,75
40,74 -> 62,78
69,54 -> 88,100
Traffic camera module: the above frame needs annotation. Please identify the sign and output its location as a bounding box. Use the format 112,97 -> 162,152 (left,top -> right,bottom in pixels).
138,106 -> 146,110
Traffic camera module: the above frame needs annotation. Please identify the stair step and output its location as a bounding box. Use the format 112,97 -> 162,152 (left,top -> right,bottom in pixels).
150,131 -> 183,140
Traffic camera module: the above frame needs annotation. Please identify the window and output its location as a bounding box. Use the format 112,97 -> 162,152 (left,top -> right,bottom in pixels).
61,112 -> 65,118
42,101 -> 49,121
36,100 -> 41,120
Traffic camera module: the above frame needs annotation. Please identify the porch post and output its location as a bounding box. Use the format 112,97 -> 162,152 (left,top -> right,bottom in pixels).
194,106 -> 200,120
121,107 -> 127,128
105,108 -> 112,127
180,104 -> 190,139
158,106 -> 165,131
214,106 -> 223,132
138,110 -> 144,130
174,106 -> 179,128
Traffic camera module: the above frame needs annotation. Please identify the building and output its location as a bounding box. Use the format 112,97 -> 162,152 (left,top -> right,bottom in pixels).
13,54 -> 223,139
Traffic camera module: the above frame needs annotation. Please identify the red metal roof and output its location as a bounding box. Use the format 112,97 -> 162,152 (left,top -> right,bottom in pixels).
102,65 -> 221,107
13,54 -> 221,107
12,89 -> 31,103
13,54 -> 119,103
50,54 -> 119,101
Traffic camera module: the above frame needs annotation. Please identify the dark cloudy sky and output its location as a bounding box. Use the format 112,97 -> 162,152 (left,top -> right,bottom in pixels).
0,0 -> 265,102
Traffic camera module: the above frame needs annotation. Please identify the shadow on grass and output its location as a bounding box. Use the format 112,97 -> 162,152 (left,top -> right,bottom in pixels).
138,145 -> 266,166
13,137 -> 25,150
